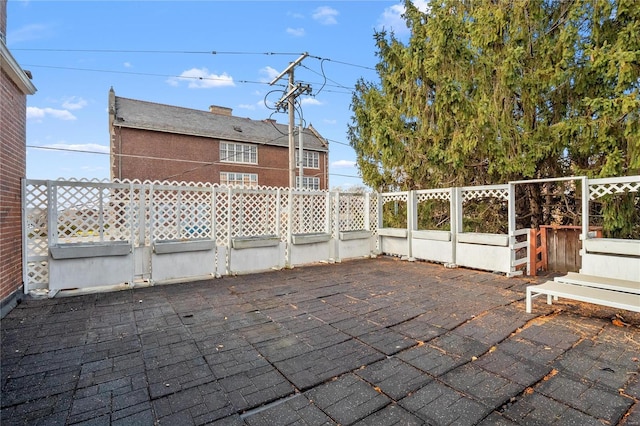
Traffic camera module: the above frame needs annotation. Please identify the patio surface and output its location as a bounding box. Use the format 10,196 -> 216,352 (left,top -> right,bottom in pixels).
2,257 -> 639,425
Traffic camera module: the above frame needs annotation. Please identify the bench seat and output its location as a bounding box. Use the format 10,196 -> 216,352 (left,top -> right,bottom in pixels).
526,280 -> 640,314
554,272 -> 640,294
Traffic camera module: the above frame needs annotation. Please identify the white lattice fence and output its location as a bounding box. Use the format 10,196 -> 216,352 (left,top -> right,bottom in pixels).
291,190 -> 328,235
338,193 -> 366,232
24,180 -> 49,287
150,185 -> 212,241
229,188 -> 280,238
589,176 -> 640,200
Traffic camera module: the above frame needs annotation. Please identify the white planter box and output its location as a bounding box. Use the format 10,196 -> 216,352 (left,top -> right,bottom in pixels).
339,230 -> 371,241
153,239 -> 215,254
292,233 -> 332,245
232,235 -> 280,249
413,230 -> 451,242
377,228 -> 408,238
457,233 -> 509,247
50,241 -> 130,259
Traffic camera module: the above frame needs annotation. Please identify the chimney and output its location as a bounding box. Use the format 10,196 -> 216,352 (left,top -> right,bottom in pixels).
209,105 -> 232,116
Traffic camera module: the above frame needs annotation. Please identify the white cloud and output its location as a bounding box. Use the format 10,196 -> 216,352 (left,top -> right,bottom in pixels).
238,103 -> 256,111
301,97 -> 322,106
7,23 -> 51,44
123,62 -> 132,68
34,143 -> 109,153
27,106 -> 76,121
286,27 -> 305,37
61,96 -> 88,110
167,68 -> 235,89
332,160 -> 356,168
259,66 -> 280,83
377,1 -> 430,36
312,6 -> 339,25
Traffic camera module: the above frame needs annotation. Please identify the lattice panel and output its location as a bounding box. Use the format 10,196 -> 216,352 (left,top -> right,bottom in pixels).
338,194 -> 366,232
279,191 -> 290,242
230,190 -> 279,238
380,193 -> 408,204
151,188 -> 212,241
105,187 -> 135,242
26,260 -> 49,286
180,191 -> 213,239
589,181 -> 640,200
416,190 -> 451,202
54,184 -> 131,243
151,189 -> 181,241
130,186 -> 150,247
462,187 -> 509,202
370,194 -> 379,237
291,193 -> 327,234
215,189 -> 230,245
24,182 -> 49,257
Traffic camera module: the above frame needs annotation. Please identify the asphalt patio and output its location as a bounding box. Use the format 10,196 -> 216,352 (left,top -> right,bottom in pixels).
2,256 -> 639,425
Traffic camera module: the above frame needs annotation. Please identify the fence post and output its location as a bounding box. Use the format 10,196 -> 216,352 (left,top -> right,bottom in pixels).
407,190 -> 415,261
286,188 -> 293,268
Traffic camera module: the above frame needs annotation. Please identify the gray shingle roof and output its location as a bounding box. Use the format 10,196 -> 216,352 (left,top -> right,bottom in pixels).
111,95 -> 328,151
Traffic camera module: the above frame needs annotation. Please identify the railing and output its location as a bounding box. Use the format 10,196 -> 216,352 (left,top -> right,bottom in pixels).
23,175 -> 639,295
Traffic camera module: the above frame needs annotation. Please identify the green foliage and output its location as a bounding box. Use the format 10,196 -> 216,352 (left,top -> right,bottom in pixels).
349,0 -> 640,230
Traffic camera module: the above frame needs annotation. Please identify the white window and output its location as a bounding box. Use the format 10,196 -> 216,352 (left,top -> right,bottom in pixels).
220,172 -> 258,187
220,142 -> 257,164
296,150 -> 319,169
296,176 -> 320,190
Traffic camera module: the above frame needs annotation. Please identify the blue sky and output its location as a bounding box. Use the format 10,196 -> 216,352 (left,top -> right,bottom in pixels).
7,0 -> 421,190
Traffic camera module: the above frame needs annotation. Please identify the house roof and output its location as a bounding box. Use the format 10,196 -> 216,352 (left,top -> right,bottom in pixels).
110,93 -> 328,152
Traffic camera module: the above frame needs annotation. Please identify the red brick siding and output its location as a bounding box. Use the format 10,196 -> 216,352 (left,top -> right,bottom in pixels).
0,67 -> 27,302
112,127 -> 328,189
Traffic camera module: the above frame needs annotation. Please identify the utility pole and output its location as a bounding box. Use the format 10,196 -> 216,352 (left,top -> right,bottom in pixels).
269,52 -> 310,188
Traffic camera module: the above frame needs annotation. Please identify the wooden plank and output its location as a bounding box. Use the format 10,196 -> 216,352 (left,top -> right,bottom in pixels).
526,281 -> 640,313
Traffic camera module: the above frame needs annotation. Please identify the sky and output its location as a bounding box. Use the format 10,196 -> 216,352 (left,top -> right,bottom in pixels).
7,0 -> 420,190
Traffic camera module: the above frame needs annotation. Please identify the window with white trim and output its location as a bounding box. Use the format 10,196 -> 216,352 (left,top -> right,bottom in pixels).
220,172 -> 258,187
296,176 -> 320,190
296,150 -> 319,169
220,142 -> 257,164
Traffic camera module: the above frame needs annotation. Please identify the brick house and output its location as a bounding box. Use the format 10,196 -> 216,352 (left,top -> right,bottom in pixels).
1,0 -> 37,317
109,89 -> 330,189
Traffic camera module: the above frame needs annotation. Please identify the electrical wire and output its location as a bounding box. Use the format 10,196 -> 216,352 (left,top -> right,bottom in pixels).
26,144 -> 363,180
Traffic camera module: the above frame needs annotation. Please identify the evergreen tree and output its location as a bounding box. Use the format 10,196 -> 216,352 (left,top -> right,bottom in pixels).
349,0 -> 639,230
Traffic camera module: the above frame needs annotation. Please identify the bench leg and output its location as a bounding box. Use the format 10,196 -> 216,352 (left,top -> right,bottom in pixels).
526,288 -> 533,313
547,294 -> 553,305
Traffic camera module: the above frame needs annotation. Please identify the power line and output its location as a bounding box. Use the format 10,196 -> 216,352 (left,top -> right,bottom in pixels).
26,144 -> 363,180
15,48 -> 376,71
21,64 -> 276,87
21,64 -> 356,93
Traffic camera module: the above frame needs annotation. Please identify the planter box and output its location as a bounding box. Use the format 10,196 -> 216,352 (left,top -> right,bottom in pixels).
377,228 -> 408,238
50,241 -> 130,259
153,239 -> 215,254
584,238 -> 640,257
339,230 -> 371,241
457,233 -> 509,247
413,230 -> 451,242
292,233 -> 332,245
232,235 -> 280,249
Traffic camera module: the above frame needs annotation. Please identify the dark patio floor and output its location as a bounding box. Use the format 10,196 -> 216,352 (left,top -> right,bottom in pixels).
2,257 -> 639,425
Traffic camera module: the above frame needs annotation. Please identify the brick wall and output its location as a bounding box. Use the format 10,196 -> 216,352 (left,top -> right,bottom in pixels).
0,67 -> 27,307
113,127 -> 328,189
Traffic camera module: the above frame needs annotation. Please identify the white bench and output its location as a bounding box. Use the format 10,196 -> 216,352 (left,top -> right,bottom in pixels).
526,273 -> 640,314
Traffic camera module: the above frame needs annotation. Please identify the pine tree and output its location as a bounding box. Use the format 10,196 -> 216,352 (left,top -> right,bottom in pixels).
348,0 -> 639,231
